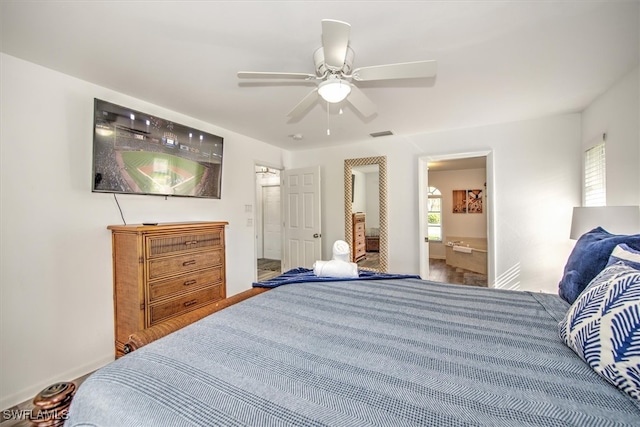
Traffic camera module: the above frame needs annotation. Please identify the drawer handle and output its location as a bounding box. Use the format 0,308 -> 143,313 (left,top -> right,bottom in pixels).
182,260 -> 196,266
184,280 -> 197,286
183,299 -> 198,307
184,240 -> 199,245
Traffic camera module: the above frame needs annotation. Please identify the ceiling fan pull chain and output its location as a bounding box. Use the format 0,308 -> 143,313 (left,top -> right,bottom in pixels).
327,100 -> 331,136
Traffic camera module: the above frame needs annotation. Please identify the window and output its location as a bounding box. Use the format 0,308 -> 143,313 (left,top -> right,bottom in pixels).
584,140 -> 606,207
427,186 -> 442,242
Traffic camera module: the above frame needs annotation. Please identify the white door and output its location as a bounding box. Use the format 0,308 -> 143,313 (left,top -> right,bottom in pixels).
282,166 -> 322,270
262,185 -> 281,260
418,157 -> 430,279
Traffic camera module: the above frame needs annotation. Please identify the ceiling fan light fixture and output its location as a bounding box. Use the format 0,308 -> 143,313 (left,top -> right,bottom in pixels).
318,79 -> 351,103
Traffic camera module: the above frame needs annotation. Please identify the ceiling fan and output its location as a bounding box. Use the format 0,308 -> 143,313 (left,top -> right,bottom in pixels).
237,19 -> 437,121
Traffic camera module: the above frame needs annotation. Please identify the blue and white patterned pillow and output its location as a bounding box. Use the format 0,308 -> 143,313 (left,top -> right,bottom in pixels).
559,244 -> 640,401
606,243 -> 640,269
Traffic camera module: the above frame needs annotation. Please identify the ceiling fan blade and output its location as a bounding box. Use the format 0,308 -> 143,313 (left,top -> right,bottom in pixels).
238,71 -> 316,80
346,86 -> 376,118
352,60 -> 437,82
321,19 -> 351,70
286,88 -> 319,120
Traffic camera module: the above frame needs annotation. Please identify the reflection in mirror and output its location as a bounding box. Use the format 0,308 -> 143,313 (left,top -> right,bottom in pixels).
352,165 -> 379,265
344,156 -> 387,272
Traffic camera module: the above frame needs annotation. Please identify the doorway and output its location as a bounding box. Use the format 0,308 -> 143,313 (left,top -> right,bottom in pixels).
255,165 -> 282,282
418,151 -> 494,287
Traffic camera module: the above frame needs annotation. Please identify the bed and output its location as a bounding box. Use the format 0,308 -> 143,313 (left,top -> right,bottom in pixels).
66,270 -> 640,426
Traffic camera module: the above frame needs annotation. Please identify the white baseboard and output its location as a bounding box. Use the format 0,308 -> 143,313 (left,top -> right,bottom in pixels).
0,354 -> 114,411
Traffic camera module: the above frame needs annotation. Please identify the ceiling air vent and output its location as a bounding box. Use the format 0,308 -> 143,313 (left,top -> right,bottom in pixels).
369,130 -> 394,138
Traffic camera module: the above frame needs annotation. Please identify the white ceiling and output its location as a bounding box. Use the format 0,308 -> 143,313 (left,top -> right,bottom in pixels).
1,1 -> 638,151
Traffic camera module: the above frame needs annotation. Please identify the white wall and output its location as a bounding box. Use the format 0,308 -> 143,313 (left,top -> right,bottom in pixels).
0,54 -> 284,409
582,66 -> 640,206
255,169 -> 280,259
364,171 -> 380,230
289,114 -> 582,293
288,68 -> 639,295
350,168 -> 380,231
351,169 -> 367,213
428,168 -> 488,259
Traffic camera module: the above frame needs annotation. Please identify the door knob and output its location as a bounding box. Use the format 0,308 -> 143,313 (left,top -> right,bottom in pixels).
313,233 -> 321,238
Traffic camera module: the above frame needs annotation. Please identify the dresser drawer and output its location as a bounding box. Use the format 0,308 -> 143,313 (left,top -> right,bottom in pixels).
146,229 -> 224,258
148,267 -> 223,303
147,249 -> 223,280
149,284 -> 224,325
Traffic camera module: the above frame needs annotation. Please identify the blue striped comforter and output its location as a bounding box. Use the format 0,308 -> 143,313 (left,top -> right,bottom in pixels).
67,279 -> 640,426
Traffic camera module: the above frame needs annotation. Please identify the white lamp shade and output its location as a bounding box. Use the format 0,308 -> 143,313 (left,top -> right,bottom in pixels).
318,79 -> 351,103
570,206 -> 640,239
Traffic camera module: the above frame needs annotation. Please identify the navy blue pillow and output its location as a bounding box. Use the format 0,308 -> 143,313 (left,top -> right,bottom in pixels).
558,227 -> 640,304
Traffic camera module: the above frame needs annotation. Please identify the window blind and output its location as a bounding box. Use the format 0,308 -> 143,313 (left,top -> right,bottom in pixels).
584,141 -> 606,207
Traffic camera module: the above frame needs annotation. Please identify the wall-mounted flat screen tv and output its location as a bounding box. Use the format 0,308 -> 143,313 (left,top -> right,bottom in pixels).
92,99 -> 223,199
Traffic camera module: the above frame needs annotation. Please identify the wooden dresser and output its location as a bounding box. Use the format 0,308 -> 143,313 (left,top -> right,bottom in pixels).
108,221 -> 227,357
352,213 -> 366,262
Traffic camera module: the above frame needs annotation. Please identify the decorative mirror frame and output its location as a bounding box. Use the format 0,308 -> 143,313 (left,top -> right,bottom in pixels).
344,156 -> 388,272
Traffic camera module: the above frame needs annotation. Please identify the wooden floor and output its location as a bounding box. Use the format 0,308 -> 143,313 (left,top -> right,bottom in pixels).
257,258 -> 282,282
357,251 -> 379,269
428,258 -> 488,287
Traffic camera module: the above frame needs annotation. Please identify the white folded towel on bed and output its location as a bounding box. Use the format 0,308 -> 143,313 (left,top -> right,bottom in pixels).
313,259 -> 359,278
332,240 -> 350,262
453,245 -> 473,254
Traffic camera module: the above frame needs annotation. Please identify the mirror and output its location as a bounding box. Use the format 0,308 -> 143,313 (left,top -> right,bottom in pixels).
344,156 -> 388,272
